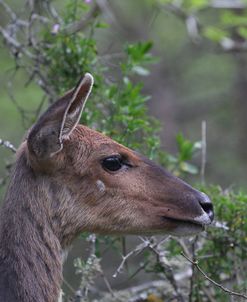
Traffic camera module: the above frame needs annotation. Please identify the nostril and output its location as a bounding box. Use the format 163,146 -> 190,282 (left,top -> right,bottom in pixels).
198,192 -> 214,222
200,202 -> 214,221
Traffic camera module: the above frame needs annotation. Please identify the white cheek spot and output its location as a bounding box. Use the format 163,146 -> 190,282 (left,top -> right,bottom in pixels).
96,180 -> 106,193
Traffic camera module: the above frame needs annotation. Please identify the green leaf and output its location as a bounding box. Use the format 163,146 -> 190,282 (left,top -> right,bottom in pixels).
189,0 -> 208,10
95,22 -> 109,29
221,11 -> 247,27
203,26 -> 228,42
176,133 -> 194,161
238,27 -> 247,39
180,162 -> 198,174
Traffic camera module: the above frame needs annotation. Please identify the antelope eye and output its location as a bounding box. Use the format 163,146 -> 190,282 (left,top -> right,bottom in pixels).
101,156 -> 123,172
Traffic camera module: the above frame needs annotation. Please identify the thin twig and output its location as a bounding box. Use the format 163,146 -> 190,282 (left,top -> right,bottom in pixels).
101,272 -> 115,297
0,139 -> 17,153
113,239 -> 150,278
121,236 -> 129,273
0,0 -> 17,20
148,243 -> 185,302
63,278 -> 76,294
64,2 -> 100,35
188,236 -> 198,302
43,0 -> 62,23
181,252 -> 247,300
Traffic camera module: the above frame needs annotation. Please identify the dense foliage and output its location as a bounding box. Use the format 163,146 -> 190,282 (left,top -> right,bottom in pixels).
43,6 -> 161,158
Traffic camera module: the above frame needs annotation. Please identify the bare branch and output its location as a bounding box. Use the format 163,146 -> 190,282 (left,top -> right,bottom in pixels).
113,236 -> 185,301
0,25 -> 35,59
0,25 -> 21,50
73,234 -> 102,302
0,0 -> 17,20
181,252 -> 247,300
64,2 -> 100,35
43,0 -> 62,23
113,238 -> 150,278
186,15 -> 201,43
160,3 -> 202,43
113,236 -> 171,279
147,238 -> 185,302
0,139 -> 16,153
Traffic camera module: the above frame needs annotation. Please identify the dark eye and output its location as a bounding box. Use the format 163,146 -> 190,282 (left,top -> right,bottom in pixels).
101,156 -> 123,172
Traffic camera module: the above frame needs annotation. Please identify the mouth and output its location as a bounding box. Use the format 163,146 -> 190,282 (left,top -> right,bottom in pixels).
163,216 -> 205,226
161,216 -> 205,235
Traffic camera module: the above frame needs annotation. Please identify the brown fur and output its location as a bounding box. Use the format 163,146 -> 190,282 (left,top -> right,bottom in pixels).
0,74 -> 213,302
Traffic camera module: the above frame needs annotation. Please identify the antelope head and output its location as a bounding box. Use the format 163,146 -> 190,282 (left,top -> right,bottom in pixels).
27,73 -> 213,247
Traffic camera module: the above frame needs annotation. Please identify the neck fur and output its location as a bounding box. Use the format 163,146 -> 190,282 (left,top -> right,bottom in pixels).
0,150 -> 63,302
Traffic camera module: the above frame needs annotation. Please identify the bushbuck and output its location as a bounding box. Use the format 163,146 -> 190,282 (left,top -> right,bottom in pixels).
0,73 -> 213,302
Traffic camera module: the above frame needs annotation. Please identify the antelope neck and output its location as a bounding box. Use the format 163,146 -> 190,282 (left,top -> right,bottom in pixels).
0,151 -> 63,302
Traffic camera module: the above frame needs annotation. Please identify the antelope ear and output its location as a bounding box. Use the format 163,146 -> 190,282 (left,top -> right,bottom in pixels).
27,73 -> 94,159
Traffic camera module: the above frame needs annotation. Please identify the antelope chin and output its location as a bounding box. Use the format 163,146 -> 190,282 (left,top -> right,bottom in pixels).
161,216 -> 205,236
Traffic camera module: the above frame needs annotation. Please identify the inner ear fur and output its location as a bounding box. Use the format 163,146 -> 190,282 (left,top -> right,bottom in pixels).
27,73 -> 94,160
